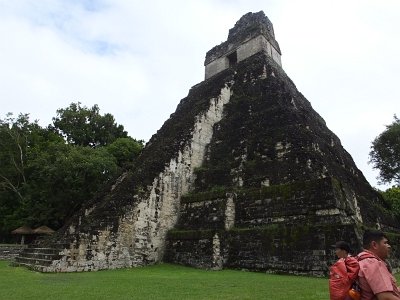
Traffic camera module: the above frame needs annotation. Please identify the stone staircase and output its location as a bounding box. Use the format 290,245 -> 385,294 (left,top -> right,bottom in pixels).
0,244 -> 26,260
13,242 -> 68,272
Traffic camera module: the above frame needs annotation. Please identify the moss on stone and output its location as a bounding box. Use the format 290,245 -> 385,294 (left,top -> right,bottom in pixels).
181,187 -> 229,203
183,177 -> 336,205
167,229 -> 220,240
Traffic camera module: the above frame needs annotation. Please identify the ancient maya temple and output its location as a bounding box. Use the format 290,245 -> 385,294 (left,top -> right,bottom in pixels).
15,11 -> 400,275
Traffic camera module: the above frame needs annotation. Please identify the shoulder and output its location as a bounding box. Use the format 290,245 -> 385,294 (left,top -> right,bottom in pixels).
359,257 -> 388,278
357,251 -> 379,264
357,252 -> 380,275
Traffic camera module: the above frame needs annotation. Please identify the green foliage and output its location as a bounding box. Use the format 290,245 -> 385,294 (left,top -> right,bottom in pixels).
51,102 -> 128,147
0,113 -> 44,199
380,186 -> 400,217
21,145 -> 119,229
0,261 -> 330,299
0,113 -> 63,234
369,115 -> 400,185
106,137 -> 144,168
0,104 -> 142,239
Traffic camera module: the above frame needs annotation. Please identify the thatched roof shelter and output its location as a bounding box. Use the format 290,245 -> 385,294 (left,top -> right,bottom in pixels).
33,225 -> 55,235
11,226 -> 35,245
11,226 -> 34,235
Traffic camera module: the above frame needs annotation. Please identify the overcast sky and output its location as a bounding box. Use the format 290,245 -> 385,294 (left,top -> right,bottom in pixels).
1,0 -> 399,189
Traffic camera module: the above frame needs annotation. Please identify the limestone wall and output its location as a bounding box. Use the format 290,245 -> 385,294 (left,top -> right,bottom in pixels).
224,225 -> 359,276
164,178 -> 364,275
176,198 -> 227,230
205,57 -> 229,80
237,36 -> 278,66
175,178 -> 358,231
166,234 -> 214,269
165,224 -> 361,276
126,84 -> 232,264
205,35 -> 281,79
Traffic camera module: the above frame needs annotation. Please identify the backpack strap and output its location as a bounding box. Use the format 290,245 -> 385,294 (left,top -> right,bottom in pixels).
344,256 -> 361,282
357,252 -> 378,262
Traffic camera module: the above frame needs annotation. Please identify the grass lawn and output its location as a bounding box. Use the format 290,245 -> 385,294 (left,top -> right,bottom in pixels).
0,260 -> 330,299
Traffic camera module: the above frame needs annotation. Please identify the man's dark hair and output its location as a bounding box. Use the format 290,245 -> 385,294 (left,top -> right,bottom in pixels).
363,230 -> 387,248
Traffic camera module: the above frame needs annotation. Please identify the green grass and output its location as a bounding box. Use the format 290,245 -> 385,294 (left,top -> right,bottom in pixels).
0,260 -> 329,299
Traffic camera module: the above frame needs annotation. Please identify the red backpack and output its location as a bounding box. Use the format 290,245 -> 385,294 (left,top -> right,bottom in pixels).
329,256 -> 360,300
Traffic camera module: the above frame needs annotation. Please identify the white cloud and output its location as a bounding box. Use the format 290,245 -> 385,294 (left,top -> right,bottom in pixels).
0,0 -> 399,188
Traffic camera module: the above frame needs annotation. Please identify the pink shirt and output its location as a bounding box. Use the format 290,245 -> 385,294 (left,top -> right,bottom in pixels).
358,251 -> 400,300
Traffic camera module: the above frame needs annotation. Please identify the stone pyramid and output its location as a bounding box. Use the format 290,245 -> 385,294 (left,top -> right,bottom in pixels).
16,11 -> 399,275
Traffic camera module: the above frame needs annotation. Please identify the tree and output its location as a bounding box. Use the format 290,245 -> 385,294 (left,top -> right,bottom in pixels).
0,110 -> 122,237
0,113 -> 66,235
0,104 -> 143,240
106,137 -> 144,168
369,115 -> 400,185
0,113 -> 48,203
380,186 -> 400,217
22,144 -> 119,228
51,102 -> 128,147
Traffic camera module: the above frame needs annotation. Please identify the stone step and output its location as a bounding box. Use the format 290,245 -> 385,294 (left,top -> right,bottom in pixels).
13,243 -> 68,271
0,244 -> 26,249
20,252 -> 61,260
53,243 -> 70,248
0,244 -> 27,260
21,247 -> 63,255
15,256 -> 54,266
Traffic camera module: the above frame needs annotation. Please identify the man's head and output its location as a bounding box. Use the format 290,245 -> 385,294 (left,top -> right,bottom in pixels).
334,241 -> 351,258
363,230 -> 391,260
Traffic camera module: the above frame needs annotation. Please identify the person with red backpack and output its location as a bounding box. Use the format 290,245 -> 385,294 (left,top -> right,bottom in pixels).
329,241 -> 360,300
357,230 -> 400,300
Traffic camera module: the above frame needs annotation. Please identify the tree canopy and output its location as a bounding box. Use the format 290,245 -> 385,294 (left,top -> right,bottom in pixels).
380,186 -> 400,218
0,104 -> 144,241
106,137 -> 144,168
51,102 -> 128,147
369,115 -> 400,186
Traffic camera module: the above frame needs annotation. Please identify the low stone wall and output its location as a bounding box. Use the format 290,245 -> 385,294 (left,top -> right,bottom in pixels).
177,198 -> 227,230
0,244 -> 26,260
178,178 -> 354,232
164,224 -> 361,276
165,230 -> 227,270
224,225 -> 355,276
165,178 -> 367,275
